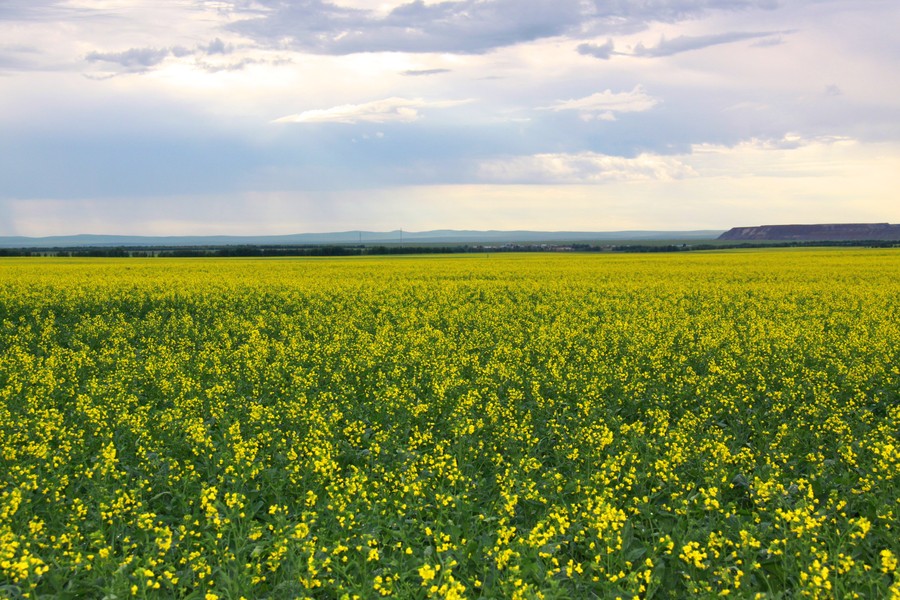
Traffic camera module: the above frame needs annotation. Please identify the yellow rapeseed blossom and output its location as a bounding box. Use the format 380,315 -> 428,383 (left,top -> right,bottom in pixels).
0,250 -> 897,599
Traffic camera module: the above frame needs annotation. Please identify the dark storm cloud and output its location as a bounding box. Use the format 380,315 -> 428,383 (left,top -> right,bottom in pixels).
227,0 -> 780,55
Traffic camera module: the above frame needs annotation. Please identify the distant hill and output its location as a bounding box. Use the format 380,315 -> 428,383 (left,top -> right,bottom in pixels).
0,229 -> 723,249
718,223 -> 900,242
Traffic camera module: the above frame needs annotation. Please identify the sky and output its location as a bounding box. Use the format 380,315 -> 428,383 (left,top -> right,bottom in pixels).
1,0 -> 898,236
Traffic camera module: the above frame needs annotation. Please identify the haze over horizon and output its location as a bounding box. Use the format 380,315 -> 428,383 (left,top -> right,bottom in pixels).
2,1 -> 898,237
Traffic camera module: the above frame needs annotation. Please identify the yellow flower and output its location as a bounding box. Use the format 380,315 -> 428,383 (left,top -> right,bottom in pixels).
418,563 -> 439,583
881,549 -> 898,574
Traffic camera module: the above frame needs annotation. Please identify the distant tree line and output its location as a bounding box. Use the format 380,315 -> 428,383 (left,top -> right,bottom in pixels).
161,245 -> 474,257
1,238 -> 896,258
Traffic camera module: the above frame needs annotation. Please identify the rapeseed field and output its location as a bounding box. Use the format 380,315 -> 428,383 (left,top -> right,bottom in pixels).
0,250 -> 898,599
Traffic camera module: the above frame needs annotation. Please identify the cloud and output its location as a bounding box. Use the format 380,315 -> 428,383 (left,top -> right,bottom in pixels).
478,151 -> 697,184
203,38 -> 234,55
6,0 -> 897,229
541,86 -> 659,121
0,1 -> 68,21
401,68 -> 451,76
85,47 -> 172,70
751,35 -> 786,48
0,45 -> 44,71
196,57 -> 291,73
226,0 -> 780,55
227,0 -> 583,55
630,31 -> 783,57
273,97 -> 472,124
227,0 -> 573,55
577,39 -> 615,59
84,39 -> 245,74
694,133 -> 855,154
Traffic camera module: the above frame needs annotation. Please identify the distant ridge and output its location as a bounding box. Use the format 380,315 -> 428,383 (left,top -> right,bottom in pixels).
0,229 -> 723,248
718,223 -> 900,242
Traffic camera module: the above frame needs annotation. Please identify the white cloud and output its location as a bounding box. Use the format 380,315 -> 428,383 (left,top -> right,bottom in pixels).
540,86 -> 659,121
688,134 -> 862,177
478,151 -> 696,184
273,97 -> 472,124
